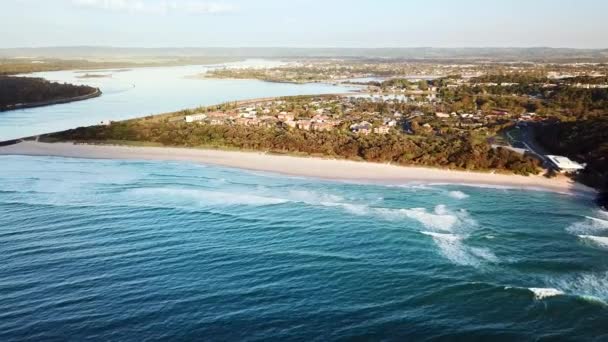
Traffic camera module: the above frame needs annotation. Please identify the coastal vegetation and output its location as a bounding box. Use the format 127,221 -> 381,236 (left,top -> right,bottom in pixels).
536,117 -> 608,194
46,95 -> 540,176
29,59 -> 608,198
0,76 -> 99,111
443,73 -> 608,192
48,121 -> 539,175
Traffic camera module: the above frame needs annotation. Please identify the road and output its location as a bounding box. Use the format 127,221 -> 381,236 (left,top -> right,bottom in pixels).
506,124 -> 549,164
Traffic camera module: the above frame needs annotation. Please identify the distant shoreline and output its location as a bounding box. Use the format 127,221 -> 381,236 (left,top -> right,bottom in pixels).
0,88 -> 101,112
0,141 -> 597,198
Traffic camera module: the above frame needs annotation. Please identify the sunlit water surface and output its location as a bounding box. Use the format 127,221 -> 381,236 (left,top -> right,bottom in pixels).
0,156 -> 607,340
0,60 -> 357,140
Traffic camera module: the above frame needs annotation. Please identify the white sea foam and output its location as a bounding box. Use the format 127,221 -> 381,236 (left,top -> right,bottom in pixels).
551,272 -> 608,304
420,232 -> 470,266
448,190 -> 470,199
377,205 -> 465,231
128,188 -> 288,207
393,183 -> 439,191
566,215 -> 608,235
285,190 -> 345,205
469,247 -> 499,263
528,287 -> 565,300
406,206 -> 459,231
420,231 -> 496,267
421,231 -> 461,240
578,235 -> 608,250
400,204 -> 477,232
280,189 -> 373,215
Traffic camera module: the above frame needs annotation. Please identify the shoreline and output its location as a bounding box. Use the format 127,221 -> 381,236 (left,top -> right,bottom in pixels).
0,88 -> 102,112
0,141 -> 597,198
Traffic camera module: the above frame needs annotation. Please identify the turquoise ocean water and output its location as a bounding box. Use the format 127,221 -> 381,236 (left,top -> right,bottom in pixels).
1,155 -> 607,340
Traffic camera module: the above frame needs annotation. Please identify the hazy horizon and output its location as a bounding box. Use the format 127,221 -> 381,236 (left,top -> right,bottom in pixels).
2,0 -> 607,49
3,45 -> 608,50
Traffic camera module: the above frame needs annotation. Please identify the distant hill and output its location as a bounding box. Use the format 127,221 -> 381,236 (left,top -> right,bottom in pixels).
2,47 -> 608,62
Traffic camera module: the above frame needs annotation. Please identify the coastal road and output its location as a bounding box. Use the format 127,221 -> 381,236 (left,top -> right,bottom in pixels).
506,124 -> 549,164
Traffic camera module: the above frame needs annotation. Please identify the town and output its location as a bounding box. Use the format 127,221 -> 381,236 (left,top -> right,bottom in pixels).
57,60 -> 607,192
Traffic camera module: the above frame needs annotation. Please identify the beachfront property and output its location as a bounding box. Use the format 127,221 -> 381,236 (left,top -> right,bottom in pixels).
176,92 -> 539,140
350,121 -> 373,135
546,155 -> 586,173
373,125 -> 391,134
185,113 -> 207,123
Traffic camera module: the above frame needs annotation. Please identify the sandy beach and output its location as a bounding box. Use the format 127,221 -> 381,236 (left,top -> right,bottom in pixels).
0,141 -> 597,197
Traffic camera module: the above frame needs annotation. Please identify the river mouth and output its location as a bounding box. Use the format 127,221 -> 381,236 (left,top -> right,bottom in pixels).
0,60 -> 359,141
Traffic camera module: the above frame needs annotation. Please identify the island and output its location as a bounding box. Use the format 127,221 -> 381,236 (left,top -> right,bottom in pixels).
0,76 -> 101,111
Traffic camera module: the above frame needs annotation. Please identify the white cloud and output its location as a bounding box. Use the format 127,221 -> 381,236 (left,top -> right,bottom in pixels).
71,0 -> 237,14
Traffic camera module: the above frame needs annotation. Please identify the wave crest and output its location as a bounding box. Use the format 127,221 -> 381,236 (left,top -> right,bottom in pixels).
128,188 -> 288,207
421,231 -> 497,267
567,215 -> 608,235
448,191 -> 470,199
528,287 -> 565,300
578,235 -> 608,250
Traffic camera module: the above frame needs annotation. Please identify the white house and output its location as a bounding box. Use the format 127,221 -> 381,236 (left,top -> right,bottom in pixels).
546,155 -> 585,173
185,114 -> 207,123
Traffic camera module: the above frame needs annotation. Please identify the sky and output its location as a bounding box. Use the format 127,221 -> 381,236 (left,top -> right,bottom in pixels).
1,0 -> 607,48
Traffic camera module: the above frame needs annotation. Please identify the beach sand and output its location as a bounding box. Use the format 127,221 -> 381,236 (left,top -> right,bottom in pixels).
0,141 -> 597,197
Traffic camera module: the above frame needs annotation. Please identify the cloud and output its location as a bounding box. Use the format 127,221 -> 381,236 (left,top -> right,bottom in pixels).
71,0 -> 237,14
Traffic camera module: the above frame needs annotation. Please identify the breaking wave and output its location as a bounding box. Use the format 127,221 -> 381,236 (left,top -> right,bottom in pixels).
528,287 -> 565,300
421,231 -> 497,267
566,214 -> 608,251
578,235 -> 608,250
566,215 -> 608,235
550,272 -> 608,304
376,205 -> 475,232
127,188 -> 288,207
448,190 -> 470,200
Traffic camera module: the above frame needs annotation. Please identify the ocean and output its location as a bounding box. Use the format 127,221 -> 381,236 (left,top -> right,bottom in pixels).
1,155 -> 607,340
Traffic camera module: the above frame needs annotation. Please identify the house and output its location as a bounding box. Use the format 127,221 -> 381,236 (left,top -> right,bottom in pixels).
278,112 -> 294,122
491,109 -> 510,116
435,112 -> 450,119
99,120 -> 113,126
384,119 -> 398,127
236,117 -> 261,126
241,111 -> 257,118
283,120 -> 297,128
209,118 -> 225,125
546,155 -> 585,173
313,122 -> 335,132
312,114 -> 330,123
259,116 -> 278,127
185,114 -> 207,123
411,110 -> 424,117
350,121 -> 372,135
519,112 -> 537,122
297,120 -> 313,131
373,125 -> 390,134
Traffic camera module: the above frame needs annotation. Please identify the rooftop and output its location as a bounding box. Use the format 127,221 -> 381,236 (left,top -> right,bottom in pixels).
546,155 -> 585,170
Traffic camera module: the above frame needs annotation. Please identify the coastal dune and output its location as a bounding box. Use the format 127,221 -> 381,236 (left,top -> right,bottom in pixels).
0,141 -> 596,196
